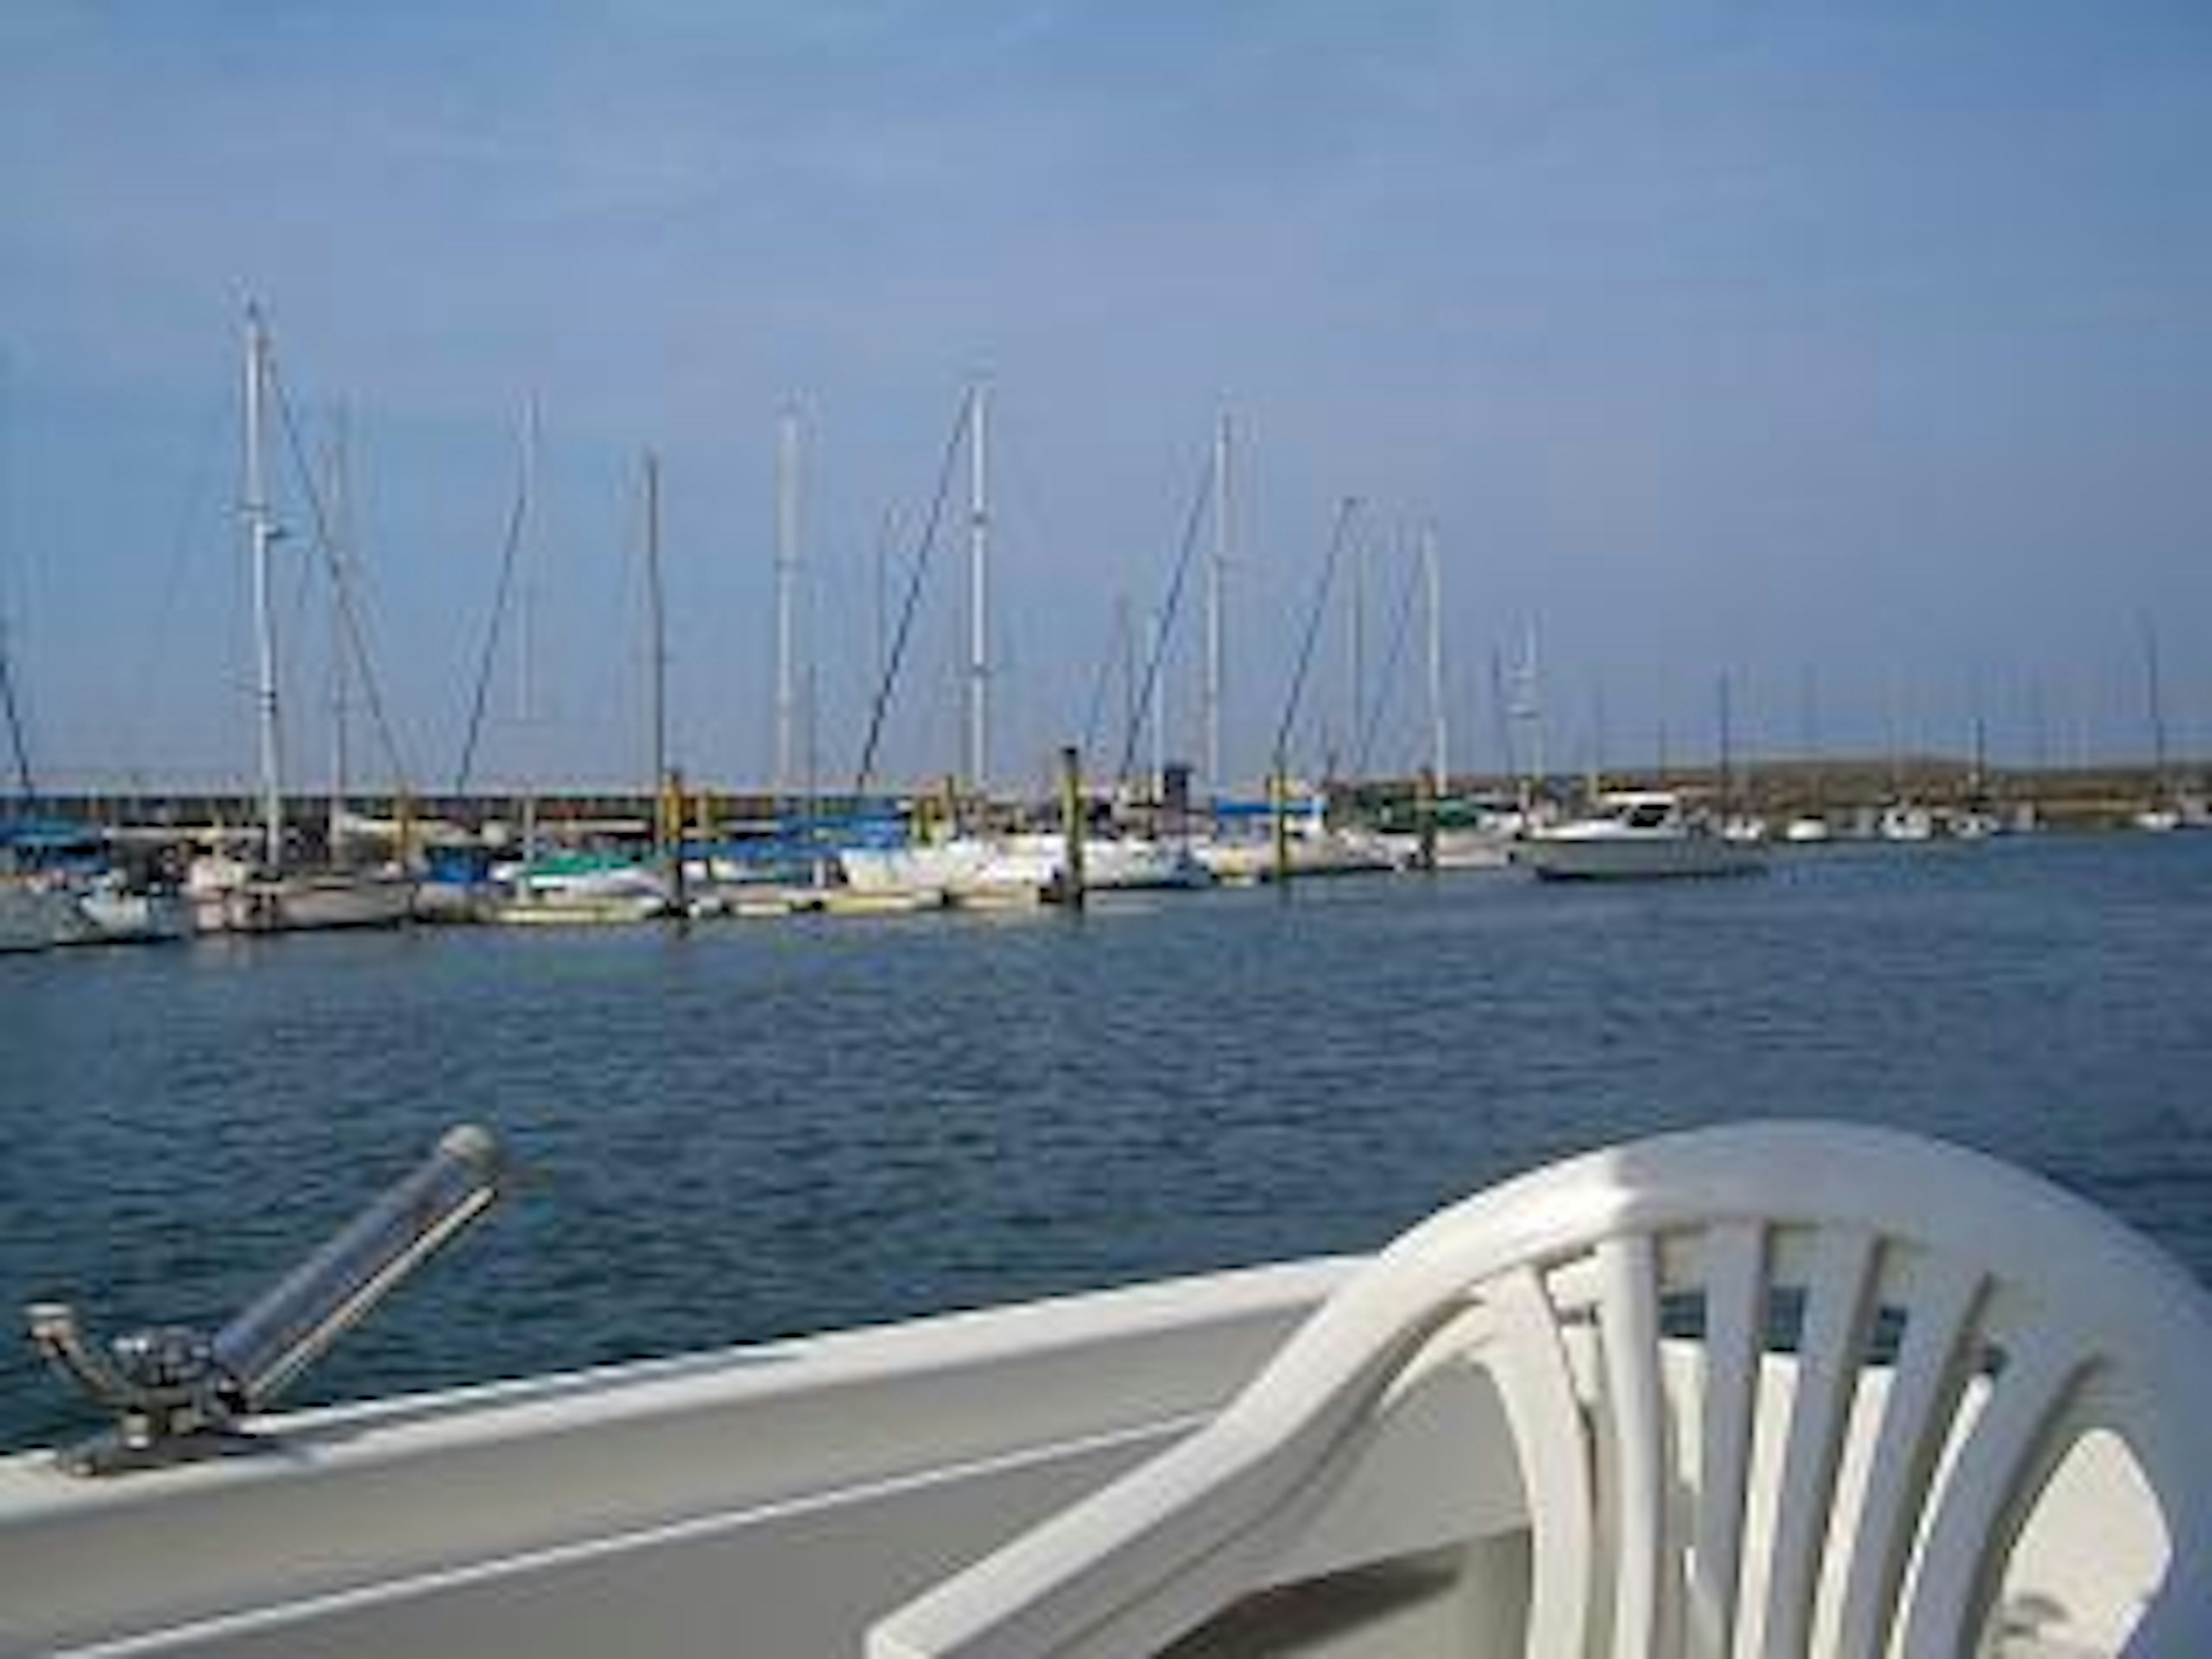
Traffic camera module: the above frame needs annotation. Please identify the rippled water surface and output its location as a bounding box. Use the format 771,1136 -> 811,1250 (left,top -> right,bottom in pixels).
5,833 -> 2210,1450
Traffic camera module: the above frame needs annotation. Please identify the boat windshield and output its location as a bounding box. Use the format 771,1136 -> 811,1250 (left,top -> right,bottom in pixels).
1618,800 -> 1677,830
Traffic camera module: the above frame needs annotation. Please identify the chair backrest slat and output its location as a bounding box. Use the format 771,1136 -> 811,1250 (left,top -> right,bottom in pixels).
1690,1219 -> 1767,1659
1829,1256 -> 1987,1659
1595,1233 -> 1675,1659
1896,1325 -> 2085,1659
1758,1225 -> 1883,1657
1487,1266 -> 1596,1657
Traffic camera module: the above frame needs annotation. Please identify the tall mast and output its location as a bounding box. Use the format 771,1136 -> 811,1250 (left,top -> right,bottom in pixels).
517,402 -> 540,867
1344,527 -> 1365,782
244,305 -> 285,870
325,406 -> 351,855
0,354 -> 35,802
774,405 -> 800,801
644,451 -> 667,855
0,609 -> 29,803
2142,613 -> 2170,795
1205,411 -> 1230,798
1422,525 -> 1445,787
964,381 -> 990,798
1514,623 -> 1545,805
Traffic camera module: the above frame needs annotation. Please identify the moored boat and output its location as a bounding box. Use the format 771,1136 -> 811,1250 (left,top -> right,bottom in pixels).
0,876 -> 75,953
1509,789 -> 1766,881
58,873 -> 194,945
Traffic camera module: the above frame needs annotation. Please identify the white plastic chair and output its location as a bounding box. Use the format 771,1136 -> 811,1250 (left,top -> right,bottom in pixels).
868,1121 -> 2212,1658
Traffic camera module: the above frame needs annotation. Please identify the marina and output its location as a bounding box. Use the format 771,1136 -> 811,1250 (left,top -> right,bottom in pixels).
6,7 -> 2211,1647
2,834 -> 2210,1652
6,831 -> 2210,1450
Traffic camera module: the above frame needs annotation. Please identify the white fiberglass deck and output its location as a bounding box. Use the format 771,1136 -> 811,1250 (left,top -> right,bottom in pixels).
0,1262 -> 2170,1657
7,1122 -> 2202,1658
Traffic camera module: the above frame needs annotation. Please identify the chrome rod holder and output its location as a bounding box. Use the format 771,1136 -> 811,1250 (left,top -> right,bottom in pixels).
25,1124 -> 506,1476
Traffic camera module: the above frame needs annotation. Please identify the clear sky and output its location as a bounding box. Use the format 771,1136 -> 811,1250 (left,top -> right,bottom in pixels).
2,1 -> 2208,796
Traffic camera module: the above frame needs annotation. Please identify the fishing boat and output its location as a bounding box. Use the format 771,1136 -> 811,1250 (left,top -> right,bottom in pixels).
3,1120 -> 2203,1655
1509,789 -> 1766,881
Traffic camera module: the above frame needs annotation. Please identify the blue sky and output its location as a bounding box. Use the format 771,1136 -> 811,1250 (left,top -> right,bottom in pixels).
3,2 -> 2209,794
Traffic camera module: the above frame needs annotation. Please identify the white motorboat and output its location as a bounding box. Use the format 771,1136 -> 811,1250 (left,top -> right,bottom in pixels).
3,1120 -> 2203,1658
1878,802 -> 1937,843
1509,790 -> 1766,881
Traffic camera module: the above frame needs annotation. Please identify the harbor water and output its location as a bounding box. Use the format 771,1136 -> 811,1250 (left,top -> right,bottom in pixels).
3,832 -> 2210,1453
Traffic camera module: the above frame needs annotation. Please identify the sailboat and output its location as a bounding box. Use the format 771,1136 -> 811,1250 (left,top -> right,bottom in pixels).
0,582 -> 73,951
2,486 -> 190,946
486,449 -> 676,924
187,307 -> 415,934
2131,618 -> 2196,832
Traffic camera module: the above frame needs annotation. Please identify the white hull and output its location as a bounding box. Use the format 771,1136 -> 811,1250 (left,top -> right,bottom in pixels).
483,861 -> 671,924
1511,832 -> 1766,880
1430,827 -> 1516,870
1512,790 -> 1767,881
1004,832 -> 1213,892
840,835 -> 1209,903
486,891 -> 668,926
0,881 -> 78,953
194,872 -> 418,934
1190,830 -> 1399,884
58,886 -> 194,946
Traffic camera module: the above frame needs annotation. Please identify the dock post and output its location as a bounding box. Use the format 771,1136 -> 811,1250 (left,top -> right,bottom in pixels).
1270,768 -> 1292,891
661,766 -> 687,915
1417,766 -> 1439,872
1058,744 -> 1087,909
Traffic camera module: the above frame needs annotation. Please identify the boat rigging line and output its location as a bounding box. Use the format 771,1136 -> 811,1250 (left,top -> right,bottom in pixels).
1077,599 -> 1131,767
264,334 -> 415,797
454,404 -> 536,796
852,389 -> 972,798
1351,532 -> 1426,781
1272,495 -> 1362,781
1111,444 -> 1216,790
0,354 -> 33,804
0,608 -> 31,804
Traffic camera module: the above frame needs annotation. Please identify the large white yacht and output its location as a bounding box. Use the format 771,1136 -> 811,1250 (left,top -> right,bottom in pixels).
1509,790 -> 1767,881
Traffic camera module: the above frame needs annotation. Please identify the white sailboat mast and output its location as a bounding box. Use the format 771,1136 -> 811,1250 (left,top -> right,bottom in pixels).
1423,525 -> 1445,787
1205,412 -> 1230,797
325,408 -> 351,854
774,406 -> 800,801
244,305 -> 285,870
516,402 -> 540,866
965,382 -> 990,797
645,452 -> 667,825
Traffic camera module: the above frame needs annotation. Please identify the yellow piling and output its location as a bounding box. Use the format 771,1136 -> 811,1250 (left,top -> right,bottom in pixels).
1270,768 -> 1292,889
1058,745 -> 1086,909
